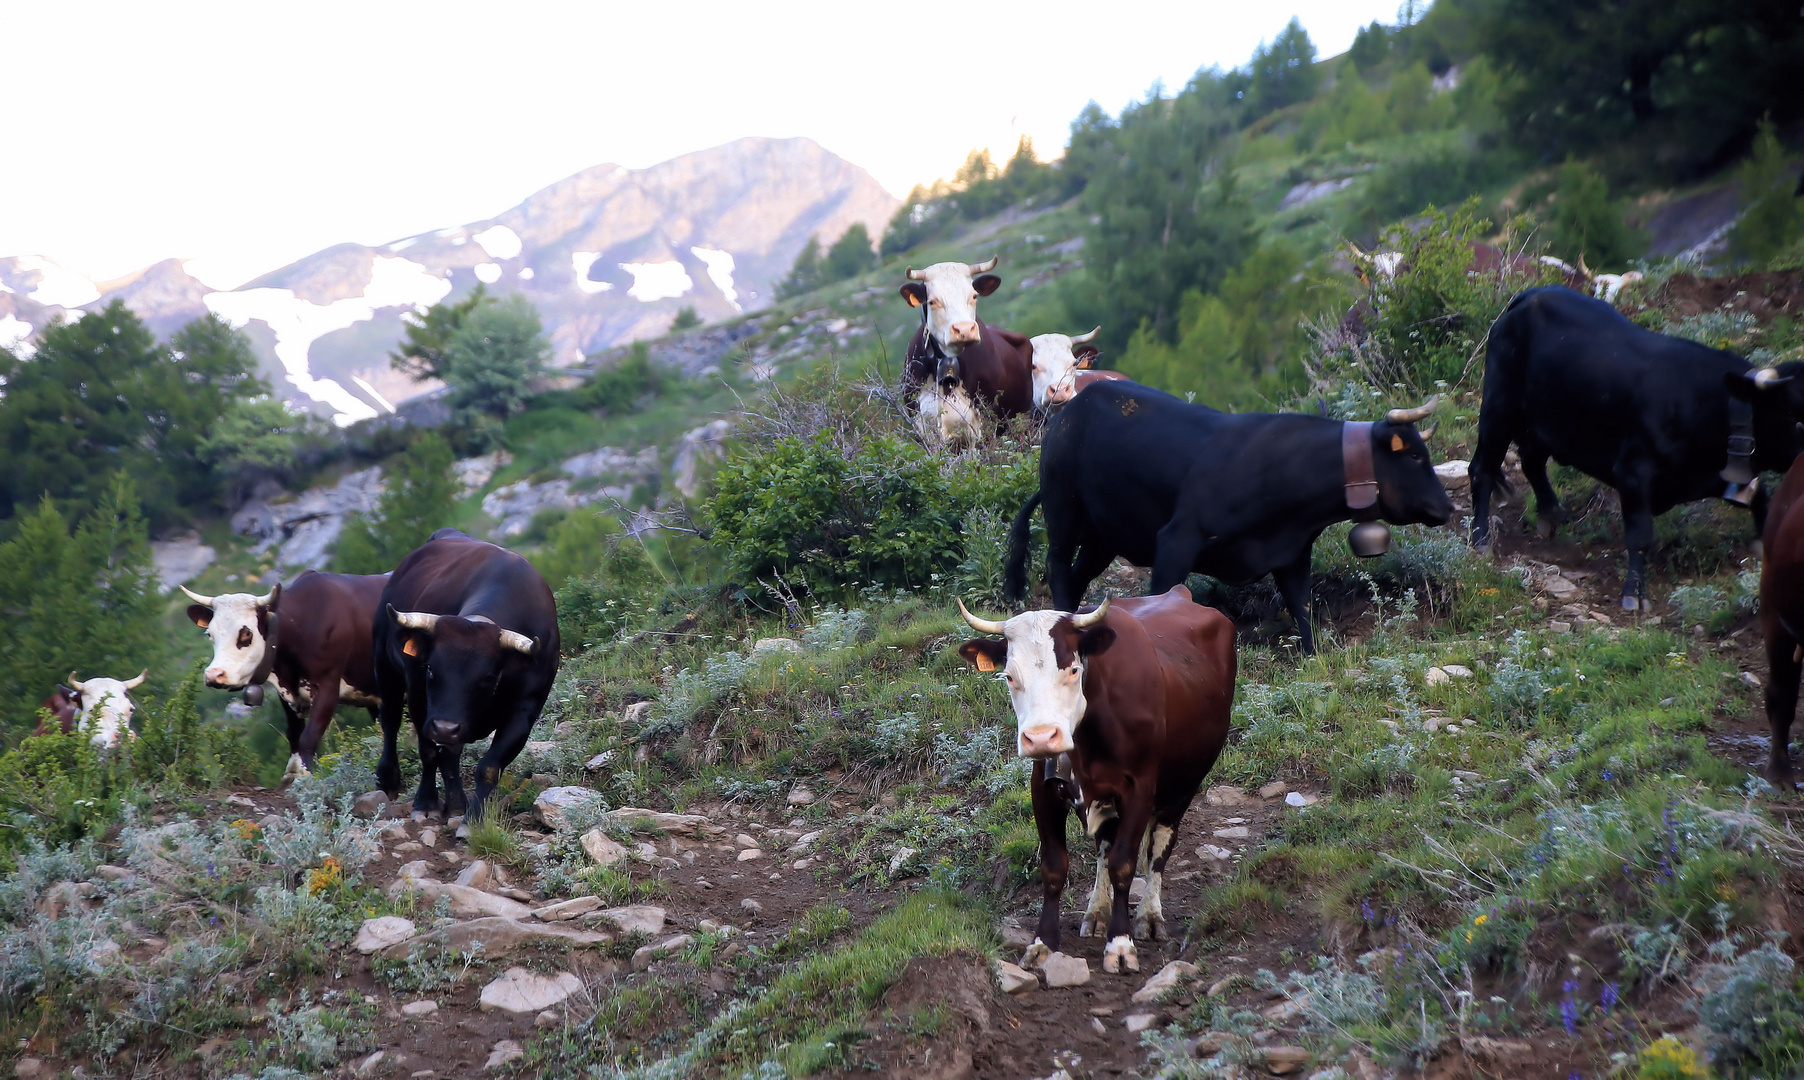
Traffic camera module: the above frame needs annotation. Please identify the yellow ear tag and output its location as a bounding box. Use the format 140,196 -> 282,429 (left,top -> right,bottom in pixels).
403,637 -> 419,657
974,654 -> 996,672
1391,434 -> 1405,452
195,616 -> 209,629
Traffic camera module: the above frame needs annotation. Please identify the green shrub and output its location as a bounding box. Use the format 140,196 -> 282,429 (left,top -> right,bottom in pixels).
0,729 -> 125,862
1729,119 -> 1804,269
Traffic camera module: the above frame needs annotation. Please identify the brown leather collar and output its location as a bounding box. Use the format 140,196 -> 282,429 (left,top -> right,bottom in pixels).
1343,421 -> 1378,511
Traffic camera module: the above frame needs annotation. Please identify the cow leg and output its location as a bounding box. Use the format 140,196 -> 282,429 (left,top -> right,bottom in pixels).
1519,441 -> 1565,537
409,681 -> 444,820
1133,822 -> 1179,941
293,681 -> 341,775
1765,620 -> 1800,789
1066,545 -> 1116,610
1615,466 -> 1656,611
278,694 -> 311,781
374,667 -> 409,799
1270,548 -> 1317,654
1046,530 -> 1085,612
1751,482 -> 1770,560
462,703 -> 539,833
1103,798 -> 1151,974
1079,801 -> 1121,937
1023,758 -> 1070,967
1149,516 -> 1208,597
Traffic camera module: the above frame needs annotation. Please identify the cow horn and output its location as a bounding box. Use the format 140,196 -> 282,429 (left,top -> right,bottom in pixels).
1348,242 -> 1366,259
255,584 -> 279,608
905,266 -> 927,281
1754,367 -> 1787,388
1419,420 -> 1440,441
968,256 -> 998,274
498,630 -> 536,655
1069,326 -> 1100,345
1577,253 -> 1593,279
180,584 -> 215,606
957,599 -> 1007,635
392,609 -> 441,634
123,669 -> 147,690
1386,395 -> 1440,424
67,671 -> 87,693
1069,597 -> 1110,628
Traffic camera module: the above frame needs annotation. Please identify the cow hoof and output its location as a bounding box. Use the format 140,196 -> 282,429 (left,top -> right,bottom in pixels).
1079,916 -> 1107,939
1020,940 -> 1052,969
1103,935 -> 1139,974
282,753 -> 311,780
1133,914 -> 1165,941
1621,594 -> 1640,612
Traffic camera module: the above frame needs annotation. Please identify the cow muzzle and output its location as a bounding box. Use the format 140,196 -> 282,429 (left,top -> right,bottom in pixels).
1018,725 -> 1072,759
204,668 -> 240,690
428,718 -> 463,746
949,321 -> 980,345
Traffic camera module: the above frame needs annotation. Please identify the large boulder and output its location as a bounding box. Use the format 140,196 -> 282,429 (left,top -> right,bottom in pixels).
386,879 -> 532,920
534,787 -> 603,831
380,917 -> 608,961
479,967 -> 584,1014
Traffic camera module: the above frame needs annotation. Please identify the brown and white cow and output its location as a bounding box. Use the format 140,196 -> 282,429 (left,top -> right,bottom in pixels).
900,257 -> 1035,448
1028,328 -> 1132,410
958,586 -> 1236,974
65,670 -> 147,748
184,570 -> 389,779
1756,452 -> 1804,789
32,684 -> 80,737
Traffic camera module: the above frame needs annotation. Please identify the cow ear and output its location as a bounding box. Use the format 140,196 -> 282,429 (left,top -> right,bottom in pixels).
900,282 -> 927,308
1077,625 -> 1117,657
187,605 -> 212,629
57,685 -> 73,698
972,273 -> 1002,297
1074,346 -> 1099,369
958,639 -> 1007,672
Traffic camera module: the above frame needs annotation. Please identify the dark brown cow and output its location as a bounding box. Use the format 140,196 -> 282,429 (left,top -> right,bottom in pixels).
32,685 -> 79,737
958,586 -> 1236,974
900,257 -> 1034,447
1757,455 -> 1804,788
184,571 -> 388,779
373,529 -> 560,831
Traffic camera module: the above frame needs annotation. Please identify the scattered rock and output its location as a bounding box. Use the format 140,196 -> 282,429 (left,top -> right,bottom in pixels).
1038,952 -> 1091,988
1257,781 -> 1287,799
401,999 -> 438,1017
596,905 -> 666,935
419,828 -> 438,849
1425,666 -> 1451,686
734,832 -> 758,848
85,939 -> 122,967
622,701 -> 653,726
1124,1013 -> 1158,1033
353,1050 -> 386,1076
1545,576 -> 1579,599
533,896 -> 602,922
351,790 -> 389,819
93,864 -> 132,882
750,637 -> 802,656
484,1038 -> 527,1069
454,860 -> 494,890
353,916 -> 417,955
1377,719 -> 1400,734
580,829 -> 629,867
1742,671 -> 1763,688
889,847 -> 918,874
480,968 -> 584,1014
791,830 -> 822,851
1284,791 -> 1318,808
1197,844 -> 1233,861
397,859 -> 434,881
1204,786 -> 1252,806
1132,960 -> 1199,1004
998,924 -> 1036,948
386,879 -> 533,920
380,917 -> 609,961
1262,1045 -> 1311,1075
740,898 -> 763,916
14,1057 -> 42,1079
534,786 -> 602,830
1434,459 -> 1469,482
995,960 -> 1038,994
786,786 -> 815,805
1550,620 -> 1573,634
598,807 -> 727,840
1423,717 -> 1445,733
536,1009 -> 561,1028
737,848 -> 763,862
584,752 -> 614,771
631,934 -> 694,971
671,419 -> 733,498
1442,664 -> 1474,679
792,858 -> 813,870
1212,826 -> 1250,840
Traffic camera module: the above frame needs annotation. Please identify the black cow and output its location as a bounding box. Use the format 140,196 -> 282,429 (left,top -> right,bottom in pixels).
1471,286 -> 1804,610
1004,381 -> 1453,652
373,529 -> 560,831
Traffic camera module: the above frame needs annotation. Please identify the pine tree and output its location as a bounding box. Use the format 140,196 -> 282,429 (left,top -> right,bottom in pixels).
439,294 -> 551,423
1728,120 -> 1804,268
823,224 -> 877,284
1550,159 -> 1642,271
778,237 -> 824,298
1247,18 -> 1320,118
390,284 -> 491,381
332,432 -> 459,574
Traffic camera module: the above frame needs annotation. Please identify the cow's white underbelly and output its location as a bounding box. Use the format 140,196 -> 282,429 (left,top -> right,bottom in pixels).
274,678 -> 380,711
915,383 -> 983,449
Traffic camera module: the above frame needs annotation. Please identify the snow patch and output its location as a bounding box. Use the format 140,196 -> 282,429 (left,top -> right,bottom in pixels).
0,314 -> 33,355
350,375 -> 397,413
16,256 -> 99,308
690,247 -> 739,311
436,227 -> 464,238
474,262 -> 502,284
473,225 -> 522,260
204,255 -> 450,426
620,260 -> 693,302
518,267 -> 534,280
388,237 -> 418,252
571,252 -> 612,294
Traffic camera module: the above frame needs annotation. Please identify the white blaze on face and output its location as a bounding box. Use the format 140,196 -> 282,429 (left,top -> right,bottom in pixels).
996,611 -> 1088,758
1030,334 -> 1085,409
76,680 -> 137,748
196,594 -> 270,688
910,262 -> 986,356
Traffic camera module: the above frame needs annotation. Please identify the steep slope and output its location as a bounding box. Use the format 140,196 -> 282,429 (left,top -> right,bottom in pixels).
1,137 -> 897,426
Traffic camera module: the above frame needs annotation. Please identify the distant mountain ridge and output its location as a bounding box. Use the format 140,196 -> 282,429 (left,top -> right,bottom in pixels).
0,137 -> 898,425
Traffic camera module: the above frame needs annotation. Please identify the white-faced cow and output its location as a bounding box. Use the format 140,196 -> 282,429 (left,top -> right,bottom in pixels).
65,670 -> 147,748
958,587 -> 1236,975
373,529 -> 560,831
184,570 -> 388,779
1028,328 -> 1132,411
900,257 -> 1035,448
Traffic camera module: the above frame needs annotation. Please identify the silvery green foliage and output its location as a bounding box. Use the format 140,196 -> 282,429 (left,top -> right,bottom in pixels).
88,938 -> 238,1055
1622,923 -> 1689,983
1667,310 -> 1758,349
933,725 -> 1009,786
658,651 -> 754,730
1286,956 -> 1390,1033
265,992 -> 342,1070
1694,940 -> 1801,1064
257,786 -> 383,878
223,1069 -> 310,1080
292,760 -> 380,805
252,885 -> 354,946
1489,632 -> 1558,726
982,757 -> 1033,797
872,711 -> 929,761
1668,584 -> 1726,625
802,606 -> 870,651
0,840 -> 97,924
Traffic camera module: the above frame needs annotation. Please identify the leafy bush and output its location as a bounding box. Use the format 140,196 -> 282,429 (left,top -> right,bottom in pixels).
1728,119 -> 1804,268
1343,135 -> 1505,240
333,431 -> 459,574
1694,939 -> 1804,1071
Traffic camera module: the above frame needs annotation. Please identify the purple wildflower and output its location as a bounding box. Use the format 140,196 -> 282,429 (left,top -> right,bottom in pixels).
1600,982 -> 1619,1013
1561,998 -> 1579,1035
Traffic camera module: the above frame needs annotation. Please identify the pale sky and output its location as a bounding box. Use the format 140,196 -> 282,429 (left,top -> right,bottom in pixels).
0,1 -> 1403,290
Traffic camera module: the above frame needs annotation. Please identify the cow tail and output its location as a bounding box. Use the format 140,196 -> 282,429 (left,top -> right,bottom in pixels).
1474,300 -> 1523,500
1002,491 -> 1042,603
